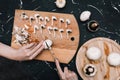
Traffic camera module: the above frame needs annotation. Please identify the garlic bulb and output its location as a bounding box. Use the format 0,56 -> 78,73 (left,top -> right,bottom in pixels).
55,0 -> 66,8
80,11 -> 91,22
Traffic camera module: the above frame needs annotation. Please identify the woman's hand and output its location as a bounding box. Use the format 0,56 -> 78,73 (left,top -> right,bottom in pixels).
55,59 -> 78,80
0,41 -> 44,61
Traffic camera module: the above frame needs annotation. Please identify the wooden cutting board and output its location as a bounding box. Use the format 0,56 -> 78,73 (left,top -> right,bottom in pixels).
76,37 -> 120,80
11,9 -> 80,64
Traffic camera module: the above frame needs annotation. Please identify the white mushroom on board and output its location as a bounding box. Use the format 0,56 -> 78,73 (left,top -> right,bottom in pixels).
59,29 -> 64,39
59,18 -> 64,27
51,16 -> 57,26
53,27 -> 58,38
40,24 -> 46,34
47,26 -> 53,34
80,11 -> 91,22
66,29 -> 72,39
29,16 -> 35,25
43,39 -> 53,49
34,14 -> 40,23
33,25 -> 39,34
20,12 -> 29,20
45,17 -> 50,25
65,19 -> 70,28
55,0 -> 66,8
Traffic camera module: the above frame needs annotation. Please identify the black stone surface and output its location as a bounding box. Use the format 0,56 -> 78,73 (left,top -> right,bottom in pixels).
0,0 -> 120,80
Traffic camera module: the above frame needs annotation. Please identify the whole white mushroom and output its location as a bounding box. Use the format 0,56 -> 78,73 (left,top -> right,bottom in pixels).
43,39 -> 53,49
107,52 -> 120,66
86,47 -> 102,60
55,0 -> 66,8
80,11 -> 91,22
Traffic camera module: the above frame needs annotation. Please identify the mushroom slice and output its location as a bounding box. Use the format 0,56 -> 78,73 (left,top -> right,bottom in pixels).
59,18 -> 64,27
43,39 -> 53,49
47,26 -> 53,34
33,25 -> 39,34
45,17 -> 50,25
24,24 -> 29,30
40,24 -> 46,34
34,14 -> 40,23
66,29 -> 72,39
59,29 -> 64,39
65,19 -> 70,28
20,12 -> 29,20
53,27 -> 58,38
29,16 -> 35,25
51,16 -> 57,26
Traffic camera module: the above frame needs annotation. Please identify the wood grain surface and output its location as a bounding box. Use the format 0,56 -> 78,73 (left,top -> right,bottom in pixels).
76,37 -> 120,80
11,9 -> 80,64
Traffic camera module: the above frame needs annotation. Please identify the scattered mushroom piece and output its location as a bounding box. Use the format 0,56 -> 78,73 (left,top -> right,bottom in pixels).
66,29 -> 72,39
40,24 -> 46,34
59,18 -> 64,27
51,16 -> 57,26
33,25 -> 39,34
83,64 -> 97,77
34,14 -> 40,23
65,19 -> 70,28
20,12 -> 29,20
53,27 -> 58,38
39,16 -> 44,24
29,16 -> 35,25
47,26 -> 53,34
55,0 -> 66,8
45,17 -> 50,25
59,29 -> 64,39
24,24 -> 29,30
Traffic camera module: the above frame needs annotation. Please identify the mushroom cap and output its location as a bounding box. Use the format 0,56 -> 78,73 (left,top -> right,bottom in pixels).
107,52 -> 120,66
86,47 -> 102,60
80,11 -> 91,22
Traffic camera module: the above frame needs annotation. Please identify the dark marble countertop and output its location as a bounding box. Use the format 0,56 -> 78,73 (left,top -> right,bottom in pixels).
0,0 -> 120,80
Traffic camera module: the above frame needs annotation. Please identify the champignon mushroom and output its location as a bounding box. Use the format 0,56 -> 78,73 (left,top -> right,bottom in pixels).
44,17 -> 50,25
29,16 -> 35,25
20,12 -> 29,20
59,18 -> 64,27
55,0 -> 66,8
33,25 -> 39,34
40,24 -> 46,34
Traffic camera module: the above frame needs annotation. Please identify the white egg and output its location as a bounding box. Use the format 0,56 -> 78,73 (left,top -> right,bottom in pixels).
107,52 -> 120,66
86,47 -> 102,60
55,0 -> 66,8
43,39 -> 53,49
80,11 -> 91,22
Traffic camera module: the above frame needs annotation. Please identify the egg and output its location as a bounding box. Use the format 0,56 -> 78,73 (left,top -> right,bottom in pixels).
80,11 -> 91,22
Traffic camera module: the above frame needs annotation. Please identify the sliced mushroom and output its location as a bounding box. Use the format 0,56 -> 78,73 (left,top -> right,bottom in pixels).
59,29 -> 64,39
51,16 -> 57,26
59,18 -> 64,27
53,27 -> 58,38
24,24 -> 29,30
65,19 -> 70,28
33,25 -> 39,34
47,26 -> 53,34
40,24 -> 46,34
29,16 -> 35,25
66,29 -> 72,39
34,14 -> 40,23
20,12 -> 29,20
39,16 -> 44,24
45,17 -> 50,25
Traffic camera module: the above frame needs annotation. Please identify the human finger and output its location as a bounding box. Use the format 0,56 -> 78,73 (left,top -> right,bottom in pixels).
55,59 -> 64,76
29,45 -> 44,60
23,43 -> 35,49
